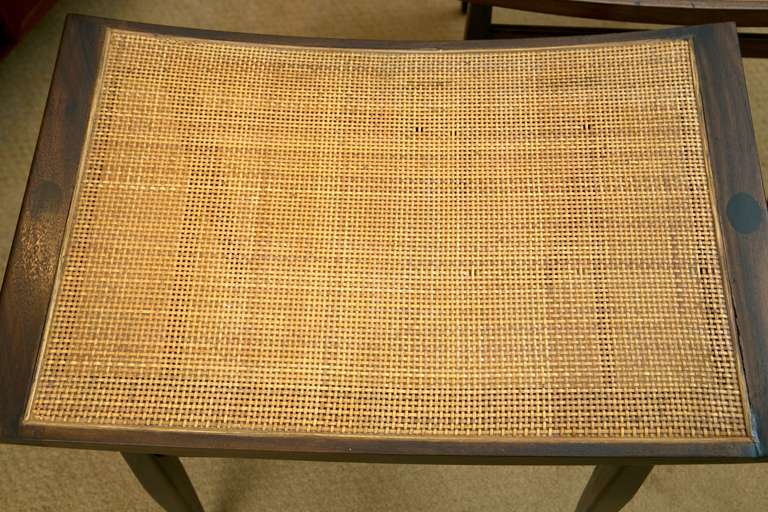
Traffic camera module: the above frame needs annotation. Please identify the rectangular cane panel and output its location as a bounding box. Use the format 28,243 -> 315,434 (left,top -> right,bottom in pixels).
24,30 -> 749,439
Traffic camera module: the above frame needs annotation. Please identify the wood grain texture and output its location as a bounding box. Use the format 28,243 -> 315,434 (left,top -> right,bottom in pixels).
0,15 -> 105,442
18,421 -> 760,463
690,22 -> 768,459
0,16 -> 764,463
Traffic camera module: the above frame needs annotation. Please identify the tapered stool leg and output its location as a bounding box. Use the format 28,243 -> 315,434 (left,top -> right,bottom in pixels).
122,453 -> 204,512
464,3 -> 492,39
575,465 -> 652,512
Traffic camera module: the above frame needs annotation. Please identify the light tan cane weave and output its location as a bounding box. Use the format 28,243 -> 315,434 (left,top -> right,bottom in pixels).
24,30 -> 750,439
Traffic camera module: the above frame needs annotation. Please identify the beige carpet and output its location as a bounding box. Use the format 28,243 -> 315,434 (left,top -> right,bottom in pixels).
1,1 -> 767,510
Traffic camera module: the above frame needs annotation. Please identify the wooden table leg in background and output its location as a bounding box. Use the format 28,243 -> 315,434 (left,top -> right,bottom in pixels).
464,3 -> 492,39
575,465 -> 653,512
122,453 -> 204,512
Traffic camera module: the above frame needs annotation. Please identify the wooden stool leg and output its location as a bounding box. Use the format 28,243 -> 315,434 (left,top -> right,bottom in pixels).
464,3 -> 492,40
122,453 -> 204,512
575,465 -> 652,512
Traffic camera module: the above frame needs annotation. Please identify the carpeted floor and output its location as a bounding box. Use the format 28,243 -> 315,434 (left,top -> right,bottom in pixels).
1,1 -> 768,510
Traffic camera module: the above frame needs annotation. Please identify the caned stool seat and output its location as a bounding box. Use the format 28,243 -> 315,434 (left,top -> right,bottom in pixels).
2,15 -> 768,512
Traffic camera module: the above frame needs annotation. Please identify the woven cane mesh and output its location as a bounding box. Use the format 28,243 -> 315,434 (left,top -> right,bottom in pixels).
25,30 -> 748,439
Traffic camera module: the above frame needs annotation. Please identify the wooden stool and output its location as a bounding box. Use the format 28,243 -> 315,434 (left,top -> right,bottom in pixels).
1,15 -> 766,512
462,0 -> 768,58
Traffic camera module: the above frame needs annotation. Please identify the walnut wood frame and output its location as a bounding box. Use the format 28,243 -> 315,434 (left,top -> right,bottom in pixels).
465,0 -> 768,26
0,15 -> 766,465
462,1 -> 768,58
